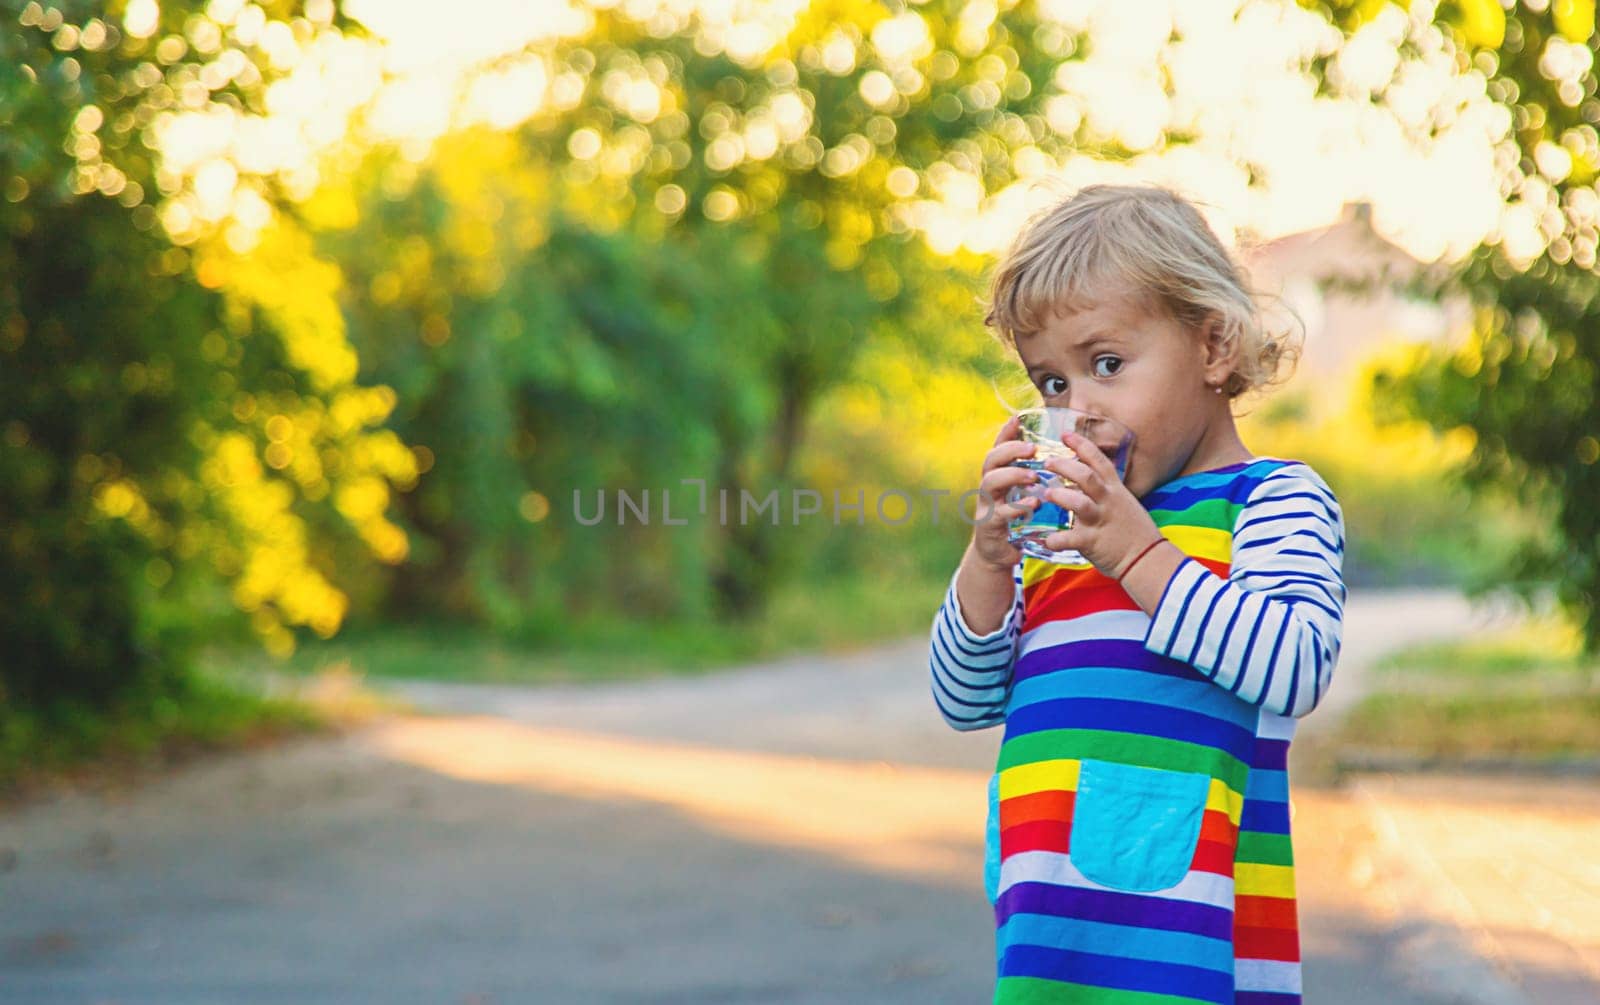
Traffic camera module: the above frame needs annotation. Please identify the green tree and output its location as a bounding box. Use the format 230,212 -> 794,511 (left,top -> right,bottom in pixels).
0,0 -> 414,711
1314,0 -> 1600,653
320,0 -> 1090,625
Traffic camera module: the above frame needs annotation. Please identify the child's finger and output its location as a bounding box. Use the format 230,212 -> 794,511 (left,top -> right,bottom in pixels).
972,498 -> 1033,532
972,483 -> 1036,518
979,463 -> 1040,502
1045,484 -> 1095,519
981,438 -> 1036,475
986,499 -> 1038,526
1061,430 -> 1117,482
1040,527 -> 1083,552
1039,454 -> 1100,496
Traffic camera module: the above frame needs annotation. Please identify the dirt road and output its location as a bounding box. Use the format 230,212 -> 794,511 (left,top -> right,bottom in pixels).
0,588 -> 1561,1004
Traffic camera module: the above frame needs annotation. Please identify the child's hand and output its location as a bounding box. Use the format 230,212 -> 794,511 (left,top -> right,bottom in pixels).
1039,429 -> 1165,579
968,414 -> 1042,572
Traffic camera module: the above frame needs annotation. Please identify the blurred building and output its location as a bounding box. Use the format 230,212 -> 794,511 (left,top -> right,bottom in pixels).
1240,200 -> 1474,397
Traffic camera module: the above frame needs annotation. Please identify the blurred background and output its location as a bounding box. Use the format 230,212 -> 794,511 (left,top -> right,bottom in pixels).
3,0 -> 1600,1001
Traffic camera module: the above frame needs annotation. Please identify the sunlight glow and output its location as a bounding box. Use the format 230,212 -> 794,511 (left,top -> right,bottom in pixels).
935,0 -> 1513,263
150,0 -> 1525,268
367,716 -> 987,886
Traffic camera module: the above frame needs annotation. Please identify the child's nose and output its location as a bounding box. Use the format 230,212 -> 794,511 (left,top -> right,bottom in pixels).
1067,391 -> 1103,416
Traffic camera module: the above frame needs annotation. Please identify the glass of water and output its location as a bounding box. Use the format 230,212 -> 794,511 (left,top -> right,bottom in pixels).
1005,407 -> 1136,565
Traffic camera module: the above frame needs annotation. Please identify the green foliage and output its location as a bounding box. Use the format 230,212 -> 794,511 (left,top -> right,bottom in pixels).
0,0 -> 414,712
0,662 -> 324,799
0,194 -> 209,706
1361,1 -> 1600,653
17,0 -> 1596,735
1338,690 -> 1600,757
208,562 -> 952,684
1212,346 -> 1522,589
313,1 -> 1091,628
1373,611 -> 1590,685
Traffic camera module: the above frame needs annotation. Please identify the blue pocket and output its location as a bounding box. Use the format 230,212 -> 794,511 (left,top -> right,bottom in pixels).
1068,758 -> 1210,893
984,772 -> 1002,904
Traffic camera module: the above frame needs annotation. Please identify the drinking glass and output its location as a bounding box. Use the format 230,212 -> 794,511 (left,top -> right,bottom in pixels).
1005,407 -> 1136,565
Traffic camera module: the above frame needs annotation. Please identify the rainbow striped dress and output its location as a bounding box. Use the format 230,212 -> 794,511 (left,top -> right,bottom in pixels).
929,458 -> 1346,1004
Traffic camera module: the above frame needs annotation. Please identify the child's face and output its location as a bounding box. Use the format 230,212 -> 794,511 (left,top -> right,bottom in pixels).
1014,286 -> 1232,497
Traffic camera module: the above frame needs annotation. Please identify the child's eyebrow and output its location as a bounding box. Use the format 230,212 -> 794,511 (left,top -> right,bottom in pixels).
1070,330 -> 1123,349
1022,333 -> 1125,376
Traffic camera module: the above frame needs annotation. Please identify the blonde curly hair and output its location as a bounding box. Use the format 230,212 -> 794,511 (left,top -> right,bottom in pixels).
982,183 -> 1302,401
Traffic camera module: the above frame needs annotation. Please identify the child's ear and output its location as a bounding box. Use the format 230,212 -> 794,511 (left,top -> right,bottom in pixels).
1198,315 -> 1238,384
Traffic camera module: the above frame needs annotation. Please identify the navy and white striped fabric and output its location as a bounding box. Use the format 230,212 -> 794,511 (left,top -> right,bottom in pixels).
929,561 -> 1022,732
1144,465 -> 1347,718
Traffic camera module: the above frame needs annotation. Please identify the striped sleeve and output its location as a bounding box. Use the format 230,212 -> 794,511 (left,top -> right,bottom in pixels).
1141,463 -> 1347,718
928,562 -> 1023,732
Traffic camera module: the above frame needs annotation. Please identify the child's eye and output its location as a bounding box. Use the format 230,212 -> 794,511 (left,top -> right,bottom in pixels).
1040,375 -> 1067,396
1092,354 -> 1123,378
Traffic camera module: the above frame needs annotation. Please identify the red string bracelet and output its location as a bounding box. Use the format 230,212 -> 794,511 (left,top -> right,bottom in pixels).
1116,537 -> 1166,582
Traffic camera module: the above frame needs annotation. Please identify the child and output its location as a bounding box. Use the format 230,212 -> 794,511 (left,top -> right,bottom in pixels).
929,183 -> 1346,1005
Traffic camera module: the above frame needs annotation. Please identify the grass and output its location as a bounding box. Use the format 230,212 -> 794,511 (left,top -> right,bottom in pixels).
1368,611 -> 1589,687
0,670 -> 334,807
204,568 -> 952,686
1337,692 -> 1600,759
1337,611 -> 1600,761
